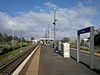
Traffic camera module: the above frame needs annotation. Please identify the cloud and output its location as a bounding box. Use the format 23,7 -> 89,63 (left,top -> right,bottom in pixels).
0,2 -> 98,39
0,12 -> 13,33
82,0 -> 93,5
44,2 -> 57,9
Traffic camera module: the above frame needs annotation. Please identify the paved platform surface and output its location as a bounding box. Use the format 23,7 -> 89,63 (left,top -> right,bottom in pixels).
19,45 -> 99,75
19,45 -> 41,75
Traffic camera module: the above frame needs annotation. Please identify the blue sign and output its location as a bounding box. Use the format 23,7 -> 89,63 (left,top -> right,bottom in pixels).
78,27 -> 90,34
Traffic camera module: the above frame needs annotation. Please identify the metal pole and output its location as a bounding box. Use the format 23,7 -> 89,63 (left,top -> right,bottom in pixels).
20,29 -> 23,52
54,9 -> 56,41
53,8 -> 57,49
77,33 -> 80,62
47,24 -> 49,44
21,29 -> 23,48
12,24 -> 15,47
54,24 -> 56,48
2,33 -> 4,44
90,27 -> 94,69
46,27 -> 47,44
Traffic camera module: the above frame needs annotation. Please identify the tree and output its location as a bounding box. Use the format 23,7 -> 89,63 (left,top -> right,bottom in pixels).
7,35 -> 13,45
0,33 -> 3,44
3,33 -> 8,43
61,37 -> 70,43
14,36 -> 19,41
94,33 -> 100,46
22,37 -> 26,42
80,39 -> 84,46
31,37 -> 35,42
31,37 -> 35,40
88,29 -> 100,46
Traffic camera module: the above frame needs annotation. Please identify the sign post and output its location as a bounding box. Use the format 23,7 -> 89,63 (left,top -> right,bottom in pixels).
77,26 -> 94,69
90,27 -> 94,69
77,33 -> 80,62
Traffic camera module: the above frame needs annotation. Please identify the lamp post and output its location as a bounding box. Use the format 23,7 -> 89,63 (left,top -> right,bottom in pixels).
53,8 -> 57,49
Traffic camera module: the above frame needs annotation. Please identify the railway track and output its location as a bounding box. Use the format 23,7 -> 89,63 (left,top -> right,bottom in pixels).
0,43 -> 39,75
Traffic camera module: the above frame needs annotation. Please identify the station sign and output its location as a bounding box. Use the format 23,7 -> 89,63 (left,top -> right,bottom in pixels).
77,26 -> 94,69
78,27 -> 90,35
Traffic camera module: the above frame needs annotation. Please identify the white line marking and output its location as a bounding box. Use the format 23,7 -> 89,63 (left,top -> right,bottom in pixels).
12,44 -> 40,75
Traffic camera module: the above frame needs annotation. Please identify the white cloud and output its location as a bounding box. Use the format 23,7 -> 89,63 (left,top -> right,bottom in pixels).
82,0 -> 93,5
0,2 -> 97,39
44,2 -> 57,9
0,12 -> 13,32
78,7 -> 96,16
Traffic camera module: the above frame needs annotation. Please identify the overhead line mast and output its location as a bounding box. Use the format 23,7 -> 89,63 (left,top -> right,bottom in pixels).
53,8 -> 57,49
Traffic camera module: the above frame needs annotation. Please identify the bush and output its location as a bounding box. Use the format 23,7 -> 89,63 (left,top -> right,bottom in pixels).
0,45 -> 17,55
0,43 -> 30,55
0,45 -> 13,55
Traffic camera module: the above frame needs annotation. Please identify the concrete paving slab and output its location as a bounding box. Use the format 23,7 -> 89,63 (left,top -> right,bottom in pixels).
38,45 -> 98,75
19,45 -> 99,75
19,46 -> 41,75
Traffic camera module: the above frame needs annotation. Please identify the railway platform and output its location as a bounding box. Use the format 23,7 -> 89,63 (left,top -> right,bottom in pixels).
15,45 -> 98,75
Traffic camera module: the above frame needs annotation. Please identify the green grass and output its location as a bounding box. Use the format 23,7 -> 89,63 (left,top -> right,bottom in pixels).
0,42 -> 32,54
0,44 -> 33,64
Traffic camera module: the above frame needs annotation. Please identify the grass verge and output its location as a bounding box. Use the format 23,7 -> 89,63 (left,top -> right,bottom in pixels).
0,44 -> 33,66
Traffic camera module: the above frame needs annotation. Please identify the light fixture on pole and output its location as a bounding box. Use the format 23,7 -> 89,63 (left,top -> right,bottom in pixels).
53,8 -> 57,49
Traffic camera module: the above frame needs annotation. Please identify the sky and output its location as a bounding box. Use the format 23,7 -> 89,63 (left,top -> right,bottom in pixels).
0,0 -> 100,40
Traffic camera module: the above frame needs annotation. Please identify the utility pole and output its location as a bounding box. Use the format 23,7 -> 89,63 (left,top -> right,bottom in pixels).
45,27 -> 47,38
47,24 -> 49,44
12,24 -> 15,47
46,26 -> 48,44
21,29 -> 23,48
12,24 -> 15,50
20,29 -> 23,52
2,33 -> 4,44
53,8 -> 57,49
